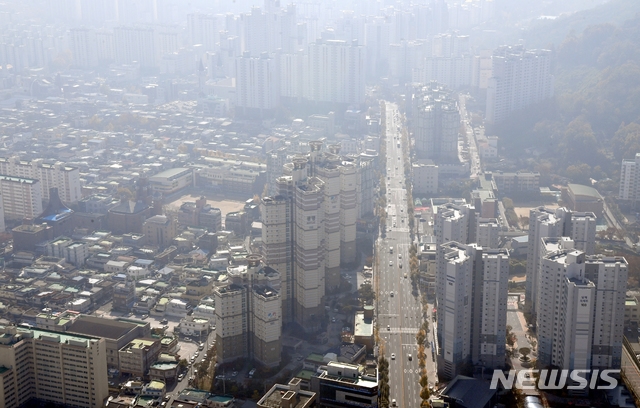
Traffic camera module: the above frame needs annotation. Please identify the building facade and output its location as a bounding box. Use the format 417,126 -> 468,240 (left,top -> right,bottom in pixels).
0,326 -> 109,408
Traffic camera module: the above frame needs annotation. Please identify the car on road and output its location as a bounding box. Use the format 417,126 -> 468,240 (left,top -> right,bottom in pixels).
404,273 -> 407,278
387,325 -> 391,330
392,399 -> 397,406
399,263 -> 402,268
390,291 -> 394,297
331,317 -> 336,323
391,353 -> 395,360
389,261 -> 393,266
398,253 -> 402,259
408,354 -> 412,361
178,374 -> 184,381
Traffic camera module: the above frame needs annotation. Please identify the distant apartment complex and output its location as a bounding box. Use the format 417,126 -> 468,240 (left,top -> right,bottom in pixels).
485,45 -> 554,125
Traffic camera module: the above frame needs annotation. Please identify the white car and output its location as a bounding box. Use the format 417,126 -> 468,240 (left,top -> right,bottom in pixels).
391,353 -> 396,360
389,261 -> 393,266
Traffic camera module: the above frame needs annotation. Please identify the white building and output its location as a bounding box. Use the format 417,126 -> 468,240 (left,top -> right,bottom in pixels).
412,82 -> 460,161
476,249 -> 509,369
187,13 -> 218,51
0,157 -> 81,203
0,326 -> 109,408
178,316 -> 210,338
537,249 -> 627,383
485,45 -> 554,125
69,27 -> 97,68
433,202 -> 475,246
437,242 -> 474,380
412,162 -> 439,195
149,168 -> 192,195
113,26 -> 157,69
214,255 -> 282,367
305,39 -> 365,106
0,175 -> 43,220
619,153 -> 640,203
476,218 -> 500,249
235,51 -> 279,112
165,299 -> 189,318
526,207 -> 597,315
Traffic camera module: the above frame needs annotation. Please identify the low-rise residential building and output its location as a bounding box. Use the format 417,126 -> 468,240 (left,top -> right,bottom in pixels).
258,378 -> 317,408
119,338 -> 161,378
178,316 -> 210,339
310,361 -> 378,408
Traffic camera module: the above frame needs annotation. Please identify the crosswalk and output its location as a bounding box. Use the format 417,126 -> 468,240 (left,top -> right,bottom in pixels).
388,328 -> 420,334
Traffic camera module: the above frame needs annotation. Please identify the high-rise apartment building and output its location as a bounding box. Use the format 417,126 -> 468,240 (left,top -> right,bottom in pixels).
619,153 -> 640,203
525,207 -> 597,315
485,45 -> 554,125
433,202 -> 475,246
0,175 -> 43,220
412,82 -> 460,161
536,248 -> 627,386
436,242 -> 509,379
0,157 -> 81,203
476,217 -> 500,249
263,142 -> 361,331
113,26 -> 157,69
261,195 -> 293,323
69,27 -> 97,68
235,51 -> 279,114
305,39 -> 365,106
0,325 -> 109,408
214,255 -> 282,367
187,13 -> 218,51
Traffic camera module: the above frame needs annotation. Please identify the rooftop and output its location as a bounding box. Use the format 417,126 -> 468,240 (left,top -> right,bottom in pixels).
68,315 -> 138,340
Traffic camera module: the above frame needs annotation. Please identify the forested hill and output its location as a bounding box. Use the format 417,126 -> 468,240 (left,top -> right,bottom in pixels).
522,0 -> 640,49
494,10 -> 640,188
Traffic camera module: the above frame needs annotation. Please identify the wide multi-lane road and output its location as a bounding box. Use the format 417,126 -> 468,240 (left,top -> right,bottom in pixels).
377,101 -> 425,407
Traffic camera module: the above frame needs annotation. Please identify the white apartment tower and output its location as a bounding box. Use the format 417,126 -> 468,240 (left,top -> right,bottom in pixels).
485,45 -> 554,125
260,195 -> 294,324
0,157 -> 81,203
412,82 -> 461,161
436,242 -> 509,379
476,217 -> 500,249
0,175 -> 43,220
235,51 -> 279,113
536,249 -> 627,382
214,255 -> 282,367
305,39 -> 366,106
475,248 -> 509,369
69,27 -> 97,68
526,207 -> 597,315
187,13 -> 218,51
276,158 -> 326,333
437,242 -> 474,380
619,153 -> 640,203
113,26 -> 157,69
433,202 -> 475,246
0,326 -> 109,408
